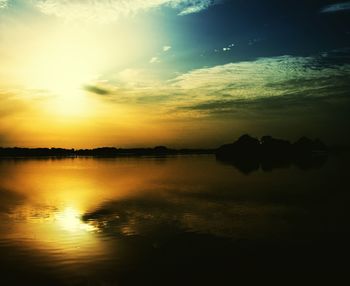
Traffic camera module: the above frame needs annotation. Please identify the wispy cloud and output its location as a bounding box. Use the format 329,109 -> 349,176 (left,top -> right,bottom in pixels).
84,85 -> 109,95
177,0 -> 213,15
149,56 -> 160,64
34,0 -> 217,22
168,51 -> 350,115
321,1 -> 350,13
171,54 -> 349,94
163,45 -> 172,52
97,50 -> 350,119
0,0 -> 8,9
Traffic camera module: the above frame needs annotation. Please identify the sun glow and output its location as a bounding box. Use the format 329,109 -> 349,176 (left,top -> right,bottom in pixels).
0,7 -> 171,146
56,207 -> 95,233
26,33 -> 101,94
15,25 -> 116,116
10,21 -> 149,117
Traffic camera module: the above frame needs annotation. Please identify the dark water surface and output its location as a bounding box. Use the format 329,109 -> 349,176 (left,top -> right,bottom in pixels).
0,155 -> 349,285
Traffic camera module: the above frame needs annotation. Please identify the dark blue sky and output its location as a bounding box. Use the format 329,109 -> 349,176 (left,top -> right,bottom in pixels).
160,0 -> 350,70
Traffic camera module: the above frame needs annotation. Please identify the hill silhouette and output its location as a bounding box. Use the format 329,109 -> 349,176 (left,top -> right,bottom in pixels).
216,134 -> 328,174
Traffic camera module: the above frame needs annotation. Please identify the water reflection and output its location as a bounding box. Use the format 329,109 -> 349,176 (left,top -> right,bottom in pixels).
4,203 -> 104,264
54,206 -> 99,236
0,155 -> 350,285
217,153 -> 328,174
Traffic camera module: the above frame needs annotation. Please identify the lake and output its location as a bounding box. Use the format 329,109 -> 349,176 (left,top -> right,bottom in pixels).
0,154 -> 349,285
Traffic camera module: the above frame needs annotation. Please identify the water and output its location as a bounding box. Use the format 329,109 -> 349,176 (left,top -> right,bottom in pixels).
0,155 -> 349,285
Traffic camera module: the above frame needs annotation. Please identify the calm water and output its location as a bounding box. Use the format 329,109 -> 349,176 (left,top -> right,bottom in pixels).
0,155 -> 350,285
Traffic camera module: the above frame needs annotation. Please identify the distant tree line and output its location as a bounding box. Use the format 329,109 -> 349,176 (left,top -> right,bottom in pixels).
0,146 -> 214,157
0,135 -> 328,161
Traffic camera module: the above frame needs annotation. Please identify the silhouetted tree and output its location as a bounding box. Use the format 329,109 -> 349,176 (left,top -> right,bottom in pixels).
216,134 -> 260,160
216,135 -> 328,174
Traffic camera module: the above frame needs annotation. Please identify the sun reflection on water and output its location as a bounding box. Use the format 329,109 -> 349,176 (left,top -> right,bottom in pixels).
2,202 -> 107,262
56,207 -> 96,233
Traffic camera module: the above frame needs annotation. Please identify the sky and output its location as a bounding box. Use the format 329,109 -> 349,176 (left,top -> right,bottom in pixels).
0,0 -> 350,148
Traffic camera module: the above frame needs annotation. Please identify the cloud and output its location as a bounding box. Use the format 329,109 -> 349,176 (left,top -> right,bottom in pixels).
171,52 -> 350,96
162,50 -> 350,116
98,50 -> 350,123
163,45 -> 172,52
0,0 -> 8,9
176,0 -> 213,15
321,2 -> 350,13
34,0 -> 217,22
84,85 -> 109,95
149,56 -> 160,64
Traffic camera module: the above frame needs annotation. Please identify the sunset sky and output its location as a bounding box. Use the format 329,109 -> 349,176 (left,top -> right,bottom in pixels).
0,0 -> 350,148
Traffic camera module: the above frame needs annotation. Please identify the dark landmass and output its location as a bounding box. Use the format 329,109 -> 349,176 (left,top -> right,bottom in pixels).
0,135 -> 330,173
216,134 -> 329,173
0,146 -> 214,158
